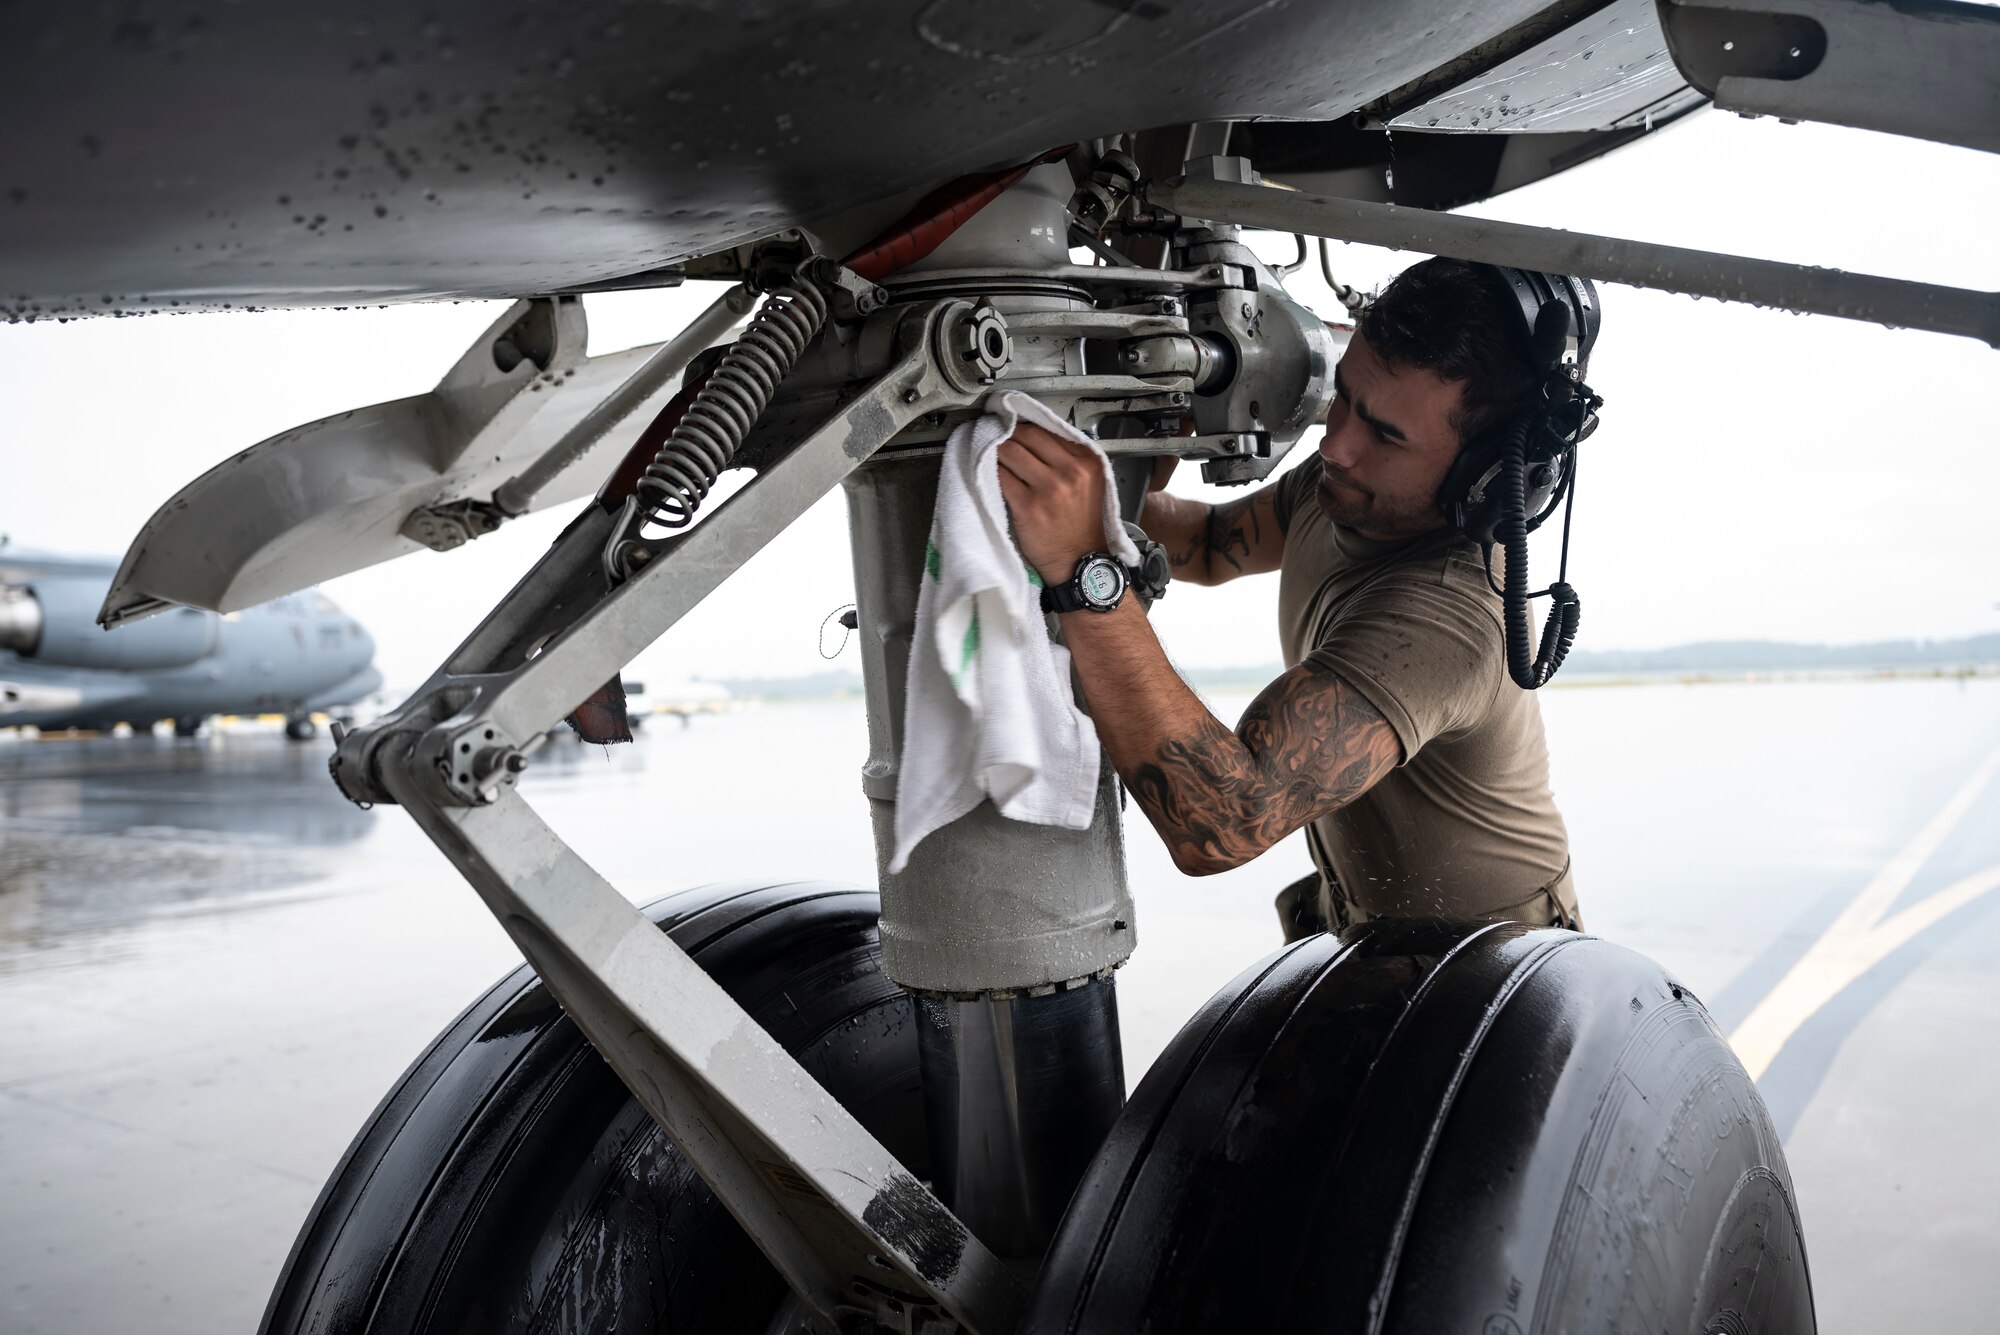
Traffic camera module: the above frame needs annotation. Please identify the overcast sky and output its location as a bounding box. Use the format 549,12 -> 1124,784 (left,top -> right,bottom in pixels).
2,112 -> 1996,690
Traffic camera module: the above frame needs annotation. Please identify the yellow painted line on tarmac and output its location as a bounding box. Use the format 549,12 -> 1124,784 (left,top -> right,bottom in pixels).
1730,739 -> 2000,1081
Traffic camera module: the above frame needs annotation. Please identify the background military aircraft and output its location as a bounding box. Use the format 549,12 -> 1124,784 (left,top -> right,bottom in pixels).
0,541 -> 379,738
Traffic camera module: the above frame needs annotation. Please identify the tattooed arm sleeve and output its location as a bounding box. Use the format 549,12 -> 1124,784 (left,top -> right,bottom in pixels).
1138,482 -> 1286,587
1058,600 -> 1403,877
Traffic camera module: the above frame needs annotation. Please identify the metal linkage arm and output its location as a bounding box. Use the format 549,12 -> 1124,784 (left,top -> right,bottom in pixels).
331,296 -> 1024,1333
385,780 -> 1027,1334
402,285 -> 757,552
495,284 -> 758,516
1149,175 -> 2000,348
334,298 -> 983,811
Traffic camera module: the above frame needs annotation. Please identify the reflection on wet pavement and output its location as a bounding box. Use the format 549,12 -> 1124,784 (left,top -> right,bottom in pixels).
1,739 -> 375,949
4,679 -> 2000,1332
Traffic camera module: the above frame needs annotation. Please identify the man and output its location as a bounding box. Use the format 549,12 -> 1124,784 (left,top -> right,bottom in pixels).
997,257 -> 1580,936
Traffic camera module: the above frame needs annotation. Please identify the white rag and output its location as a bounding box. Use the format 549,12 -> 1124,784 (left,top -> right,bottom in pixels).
889,390 -> 1140,873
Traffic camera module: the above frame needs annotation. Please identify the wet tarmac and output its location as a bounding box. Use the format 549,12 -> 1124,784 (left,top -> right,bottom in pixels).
4,677 -> 1999,1331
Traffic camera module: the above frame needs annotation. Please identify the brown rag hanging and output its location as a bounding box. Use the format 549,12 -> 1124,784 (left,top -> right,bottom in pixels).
566,676 -> 632,745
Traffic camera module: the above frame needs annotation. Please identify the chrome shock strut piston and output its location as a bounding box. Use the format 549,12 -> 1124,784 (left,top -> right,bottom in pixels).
843,162 -> 1136,1259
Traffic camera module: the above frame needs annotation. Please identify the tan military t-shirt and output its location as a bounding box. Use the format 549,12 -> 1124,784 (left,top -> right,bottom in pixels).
1272,460 -> 1579,927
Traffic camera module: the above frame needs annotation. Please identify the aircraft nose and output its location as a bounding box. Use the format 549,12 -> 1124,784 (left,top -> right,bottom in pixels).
350,619 -> 375,670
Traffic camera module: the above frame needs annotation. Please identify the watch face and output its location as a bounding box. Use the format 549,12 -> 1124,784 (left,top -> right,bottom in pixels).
1078,556 -> 1126,609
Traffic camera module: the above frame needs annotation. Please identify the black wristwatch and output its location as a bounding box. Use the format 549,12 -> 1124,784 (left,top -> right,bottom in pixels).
1040,552 -> 1128,614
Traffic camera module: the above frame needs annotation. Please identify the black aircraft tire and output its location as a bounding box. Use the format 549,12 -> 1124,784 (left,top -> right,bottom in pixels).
1024,920 -> 1815,1335
259,881 -> 923,1335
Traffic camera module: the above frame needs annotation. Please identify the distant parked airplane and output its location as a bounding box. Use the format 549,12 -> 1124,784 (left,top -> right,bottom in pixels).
0,541 -> 378,739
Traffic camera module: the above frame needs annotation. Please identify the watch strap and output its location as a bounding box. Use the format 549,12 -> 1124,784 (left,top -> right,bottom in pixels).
1039,578 -> 1085,614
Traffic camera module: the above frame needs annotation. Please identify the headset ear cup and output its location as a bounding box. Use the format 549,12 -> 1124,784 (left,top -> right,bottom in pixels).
1438,429 -> 1501,543
1530,301 -> 1572,370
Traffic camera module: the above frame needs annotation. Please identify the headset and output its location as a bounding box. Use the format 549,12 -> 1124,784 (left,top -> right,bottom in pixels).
1433,266 -> 1605,690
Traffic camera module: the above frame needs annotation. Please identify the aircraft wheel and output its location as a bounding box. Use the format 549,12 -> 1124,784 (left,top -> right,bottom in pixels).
283,715 -> 317,741
172,716 -> 202,738
260,881 -> 922,1335
1025,920 -> 1815,1334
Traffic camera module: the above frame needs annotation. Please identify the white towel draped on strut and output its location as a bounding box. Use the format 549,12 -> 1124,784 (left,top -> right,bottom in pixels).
888,391 -> 1139,874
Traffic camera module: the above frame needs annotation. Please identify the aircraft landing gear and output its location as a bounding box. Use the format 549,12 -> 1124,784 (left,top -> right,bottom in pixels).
172,716 -> 202,738
310,151 -> 1815,1332
283,715 -> 316,741
259,882 -> 923,1335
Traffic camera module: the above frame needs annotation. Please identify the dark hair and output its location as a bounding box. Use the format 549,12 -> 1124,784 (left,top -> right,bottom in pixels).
1357,257 -> 1538,445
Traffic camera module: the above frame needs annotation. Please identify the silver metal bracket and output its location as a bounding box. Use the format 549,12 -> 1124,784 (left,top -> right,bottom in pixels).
400,497 -> 507,553
1196,433 -> 1282,486
402,285 -> 759,552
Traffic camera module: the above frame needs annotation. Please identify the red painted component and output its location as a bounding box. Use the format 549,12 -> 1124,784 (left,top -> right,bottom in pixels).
843,145 -> 1073,282
596,366 -> 716,507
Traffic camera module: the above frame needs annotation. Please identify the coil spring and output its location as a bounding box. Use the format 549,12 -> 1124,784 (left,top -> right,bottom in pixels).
634,279 -> 828,529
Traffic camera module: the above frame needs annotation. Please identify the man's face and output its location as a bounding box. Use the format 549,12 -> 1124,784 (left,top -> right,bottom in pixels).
1315,331 -> 1467,540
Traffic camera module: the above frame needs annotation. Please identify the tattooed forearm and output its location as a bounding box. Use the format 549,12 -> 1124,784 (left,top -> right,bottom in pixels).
1163,521 -> 1205,571
1050,589 -> 1392,877
1124,661 -> 1401,876
1199,494 -> 1262,575
1159,495 -> 1241,570
1150,486 -> 1280,585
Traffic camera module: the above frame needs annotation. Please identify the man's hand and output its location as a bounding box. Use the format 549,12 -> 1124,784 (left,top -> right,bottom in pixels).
995,422 -> 1110,586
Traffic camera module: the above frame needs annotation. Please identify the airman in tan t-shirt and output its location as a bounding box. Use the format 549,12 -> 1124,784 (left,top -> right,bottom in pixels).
995,258 -> 1581,938
1272,460 -> 1577,930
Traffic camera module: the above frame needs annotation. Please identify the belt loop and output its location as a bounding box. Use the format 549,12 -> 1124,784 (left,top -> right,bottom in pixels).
1543,858 -> 1578,931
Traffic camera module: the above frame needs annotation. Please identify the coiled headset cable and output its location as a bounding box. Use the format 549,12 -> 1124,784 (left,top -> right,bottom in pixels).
1479,353 -> 1596,690
1487,417 -> 1582,690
